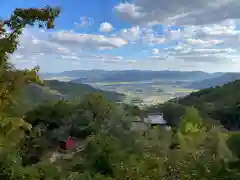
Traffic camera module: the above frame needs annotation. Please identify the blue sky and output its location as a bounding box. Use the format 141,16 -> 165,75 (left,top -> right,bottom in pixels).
2,0 -> 240,72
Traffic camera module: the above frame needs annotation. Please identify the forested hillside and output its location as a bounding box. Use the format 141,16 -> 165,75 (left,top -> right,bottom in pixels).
178,80 -> 240,130
4,80 -> 123,116
1,5 -> 240,180
147,80 -> 240,130
44,80 -> 123,101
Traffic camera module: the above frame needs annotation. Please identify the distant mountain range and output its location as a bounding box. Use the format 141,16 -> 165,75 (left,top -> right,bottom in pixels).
186,73 -> 240,89
40,70 -> 223,83
40,70 -> 240,90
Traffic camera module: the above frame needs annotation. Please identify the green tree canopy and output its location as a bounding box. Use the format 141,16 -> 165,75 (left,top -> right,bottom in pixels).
0,6 -> 60,110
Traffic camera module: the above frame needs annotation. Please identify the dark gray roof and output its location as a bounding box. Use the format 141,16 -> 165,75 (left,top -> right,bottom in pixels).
144,114 -> 166,125
130,113 -> 170,132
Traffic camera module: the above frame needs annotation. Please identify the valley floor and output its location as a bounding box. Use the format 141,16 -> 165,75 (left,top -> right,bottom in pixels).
88,80 -> 197,106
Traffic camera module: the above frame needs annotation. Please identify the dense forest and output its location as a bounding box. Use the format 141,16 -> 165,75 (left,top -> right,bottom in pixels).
1,5 -> 240,180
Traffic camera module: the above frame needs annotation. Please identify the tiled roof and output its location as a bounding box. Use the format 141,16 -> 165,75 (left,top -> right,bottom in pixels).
144,114 -> 166,125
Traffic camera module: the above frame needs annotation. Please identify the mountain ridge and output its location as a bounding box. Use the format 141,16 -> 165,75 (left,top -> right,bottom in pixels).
40,70 -> 218,83
6,80 -> 124,116
186,73 -> 240,89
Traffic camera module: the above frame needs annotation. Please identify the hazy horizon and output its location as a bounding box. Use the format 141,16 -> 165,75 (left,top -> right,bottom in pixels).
39,68 -> 236,74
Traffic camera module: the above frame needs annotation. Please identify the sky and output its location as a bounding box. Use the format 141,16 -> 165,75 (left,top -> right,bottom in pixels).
2,0 -> 240,73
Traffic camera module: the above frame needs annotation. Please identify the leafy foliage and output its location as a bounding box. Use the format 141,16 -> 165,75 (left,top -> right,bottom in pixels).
0,6 -> 60,110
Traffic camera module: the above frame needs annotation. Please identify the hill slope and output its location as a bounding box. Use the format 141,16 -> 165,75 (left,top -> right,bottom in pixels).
7,80 -> 124,116
44,80 -> 124,101
186,73 -> 240,89
177,80 -> 240,129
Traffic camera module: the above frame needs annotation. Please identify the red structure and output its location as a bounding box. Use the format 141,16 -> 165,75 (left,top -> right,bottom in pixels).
60,136 -> 73,150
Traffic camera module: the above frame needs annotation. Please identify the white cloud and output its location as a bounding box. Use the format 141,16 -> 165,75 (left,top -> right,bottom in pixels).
148,19 -> 240,68
11,29 -> 132,71
60,55 -> 80,61
99,22 -> 113,32
152,48 -> 159,55
185,39 -> 224,47
91,54 -> 124,62
114,2 -> 145,21
114,0 -> 240,26
116,56 -> 124,60
13,54 -> 24,60
15,30 -> 71,58
120,26 -> 141,41
10,14 -> 240,73
117,25 -> 165,45
49,31 -> 128,50
143,34 -> 165,45
74,16 -> 94,28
